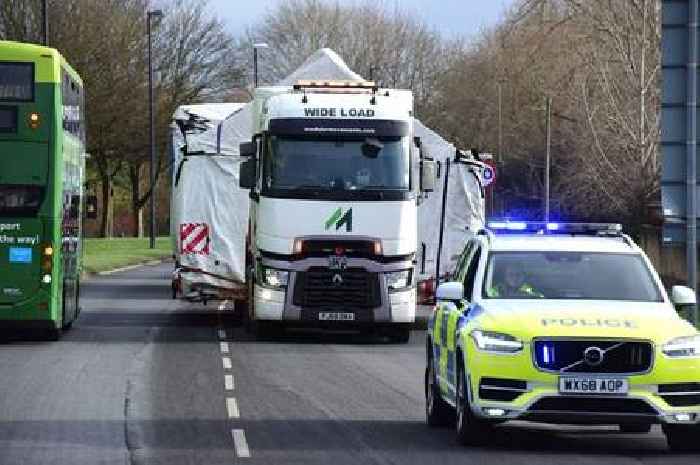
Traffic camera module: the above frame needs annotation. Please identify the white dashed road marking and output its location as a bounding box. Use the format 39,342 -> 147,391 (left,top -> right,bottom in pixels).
222,357 -> 232,370
226,397 -> 240,418
225,374 -> 235,391
220,342 -> 230,354
218,329 -> 227,340
232,429 -> 251,458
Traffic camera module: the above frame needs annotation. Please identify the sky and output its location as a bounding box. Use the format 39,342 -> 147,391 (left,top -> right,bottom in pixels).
205,0 -> 517,39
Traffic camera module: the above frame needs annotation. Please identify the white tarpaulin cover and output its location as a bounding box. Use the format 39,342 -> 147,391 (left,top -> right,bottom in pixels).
170,49 -> 485,291
414,121 -> 486,280
170,103 -> 249,291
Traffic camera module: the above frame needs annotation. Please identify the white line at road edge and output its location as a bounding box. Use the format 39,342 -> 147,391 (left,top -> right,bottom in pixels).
232,429 -> 251,458
226,397 -> 240,418
223,357 -> 232,370
218,329 -> 227,339
220,342 -> 230,354
225,374 -> 235,391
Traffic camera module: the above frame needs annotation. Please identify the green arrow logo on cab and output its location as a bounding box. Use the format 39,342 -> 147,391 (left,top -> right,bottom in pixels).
325,208 -> 353,232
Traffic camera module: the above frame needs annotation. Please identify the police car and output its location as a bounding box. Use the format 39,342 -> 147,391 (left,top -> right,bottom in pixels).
425,222 -> 700,451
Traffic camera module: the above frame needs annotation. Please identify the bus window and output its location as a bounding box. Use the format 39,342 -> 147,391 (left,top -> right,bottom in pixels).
0,106 -> 17,132
0,63 -> 34,101
0,185 -> 43,216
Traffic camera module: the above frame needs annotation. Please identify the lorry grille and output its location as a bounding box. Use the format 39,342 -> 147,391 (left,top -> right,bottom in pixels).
293,267 -> 381,311
533,340 -> 653,374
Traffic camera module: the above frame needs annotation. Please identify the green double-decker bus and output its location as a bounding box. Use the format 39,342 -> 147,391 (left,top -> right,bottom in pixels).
0,41 -> 86,339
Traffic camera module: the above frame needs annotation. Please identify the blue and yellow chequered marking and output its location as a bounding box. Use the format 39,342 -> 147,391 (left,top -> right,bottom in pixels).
431,301 -> 463,397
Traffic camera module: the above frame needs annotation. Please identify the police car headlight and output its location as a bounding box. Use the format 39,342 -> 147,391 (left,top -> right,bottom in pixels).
662,334 -> 700,358
471,330 -> 523,353
386,270 -> 412,291
261,267 -> 289,288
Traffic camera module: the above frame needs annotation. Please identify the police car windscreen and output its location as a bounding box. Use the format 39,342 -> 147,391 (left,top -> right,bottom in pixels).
263,135 -> 409,192
483,252 -> 662,302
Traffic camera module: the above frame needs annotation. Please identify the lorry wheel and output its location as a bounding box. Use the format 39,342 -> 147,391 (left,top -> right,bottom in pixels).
390,327 -> 411,344
255,321 -> 282,340
664,424 -> 700,452
425,356 -> 453,427
455,355 -> 492,446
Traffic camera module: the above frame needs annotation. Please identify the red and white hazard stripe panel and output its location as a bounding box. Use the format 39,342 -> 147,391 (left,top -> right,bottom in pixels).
180,223 -> 210,255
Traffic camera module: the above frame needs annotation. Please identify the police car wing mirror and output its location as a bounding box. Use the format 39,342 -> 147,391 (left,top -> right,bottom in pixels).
420,158 -> 436,193
436,282 -> 464,302
239,141 -> 256,158
671,285 -> 696,307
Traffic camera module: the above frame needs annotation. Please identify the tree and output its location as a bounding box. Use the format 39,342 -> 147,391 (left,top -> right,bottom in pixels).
239,0 -> 454,112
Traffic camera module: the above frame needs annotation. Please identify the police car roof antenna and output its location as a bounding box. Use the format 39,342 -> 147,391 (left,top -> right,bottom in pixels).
435,158 -> 451,287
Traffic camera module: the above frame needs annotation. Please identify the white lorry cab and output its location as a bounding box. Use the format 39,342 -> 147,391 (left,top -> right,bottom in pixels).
239,80 -> 437,342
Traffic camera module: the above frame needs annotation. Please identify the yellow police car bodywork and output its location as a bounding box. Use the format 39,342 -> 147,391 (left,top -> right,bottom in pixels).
425,229 -> 700,450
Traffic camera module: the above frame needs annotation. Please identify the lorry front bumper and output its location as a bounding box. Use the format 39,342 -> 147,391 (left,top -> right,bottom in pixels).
254,255 -> 416,324
466,345 -> 700,426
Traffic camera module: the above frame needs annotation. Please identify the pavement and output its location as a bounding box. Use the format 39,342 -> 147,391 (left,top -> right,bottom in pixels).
0,262 -> 697,464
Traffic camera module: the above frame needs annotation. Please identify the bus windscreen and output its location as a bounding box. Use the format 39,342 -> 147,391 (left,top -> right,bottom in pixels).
0,63 -> 34,101
0,185 -> 43,216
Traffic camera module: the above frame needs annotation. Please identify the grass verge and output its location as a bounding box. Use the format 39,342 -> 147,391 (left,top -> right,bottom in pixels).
83,237 -> 171,274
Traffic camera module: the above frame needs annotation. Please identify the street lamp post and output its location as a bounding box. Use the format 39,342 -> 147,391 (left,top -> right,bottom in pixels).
147,9 -> 163,249
253,43 -> 269,88
41,0 -> 48,46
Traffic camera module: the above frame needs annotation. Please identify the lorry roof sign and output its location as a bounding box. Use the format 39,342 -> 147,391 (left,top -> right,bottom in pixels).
268,118 -> 409,137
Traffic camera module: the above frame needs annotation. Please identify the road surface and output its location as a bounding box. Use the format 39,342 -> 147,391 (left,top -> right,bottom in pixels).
0,263 -> 696,464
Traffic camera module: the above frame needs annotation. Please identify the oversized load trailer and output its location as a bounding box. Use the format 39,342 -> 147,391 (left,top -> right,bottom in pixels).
169,49 -> 486,334
169,103 -> 251,304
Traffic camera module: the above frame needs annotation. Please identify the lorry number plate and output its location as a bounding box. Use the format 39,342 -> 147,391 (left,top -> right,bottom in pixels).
559,377 -> 628,394
318,312 -> 355,321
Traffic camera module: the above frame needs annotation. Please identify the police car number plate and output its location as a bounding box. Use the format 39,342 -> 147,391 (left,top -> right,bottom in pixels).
318,312 -> 355,321
559,377 -> 629,394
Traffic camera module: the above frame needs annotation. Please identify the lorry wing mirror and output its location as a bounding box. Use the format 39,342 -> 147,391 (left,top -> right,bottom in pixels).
239,141 -> 256,158
420,158 -> 436,192
85,195 -> 98,220
239,159 -> 257,189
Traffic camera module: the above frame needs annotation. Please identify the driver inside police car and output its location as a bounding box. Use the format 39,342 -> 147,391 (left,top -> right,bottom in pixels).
488,265 -> 544,298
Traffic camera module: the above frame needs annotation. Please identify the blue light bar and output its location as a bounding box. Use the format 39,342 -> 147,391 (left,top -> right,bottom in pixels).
487,221 -> 623,235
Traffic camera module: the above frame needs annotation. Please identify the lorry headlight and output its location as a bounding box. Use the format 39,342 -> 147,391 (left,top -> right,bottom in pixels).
471,330 -> 523,353
386,270 -> 412,291
262,267 -> 289,288
662,334 -> 700,358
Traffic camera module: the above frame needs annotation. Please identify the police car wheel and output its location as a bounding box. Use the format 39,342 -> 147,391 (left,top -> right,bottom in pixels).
619,423 -> 651,434
664,424 -> 700,452
455,357 -> 491,445
425,357 -> 452,427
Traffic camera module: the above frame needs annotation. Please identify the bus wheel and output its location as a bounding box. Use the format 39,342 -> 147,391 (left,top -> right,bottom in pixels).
61,281 -> 74,331
46,326 -> 62,341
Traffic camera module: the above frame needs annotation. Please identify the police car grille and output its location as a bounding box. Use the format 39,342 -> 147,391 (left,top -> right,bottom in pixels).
293,267 -> 381,309
528,397 -> 658,415
533,340 -> 653,374
659,383 -> 700,407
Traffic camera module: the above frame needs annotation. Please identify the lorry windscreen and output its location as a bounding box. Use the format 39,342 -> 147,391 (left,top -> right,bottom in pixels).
0,185 -> 44,217
264,135 -> 410,193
